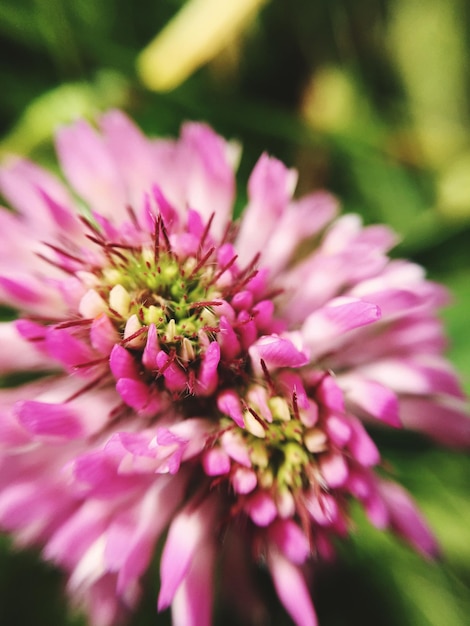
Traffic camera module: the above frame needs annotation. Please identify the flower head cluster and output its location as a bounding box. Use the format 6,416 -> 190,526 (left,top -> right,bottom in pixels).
0,112 -> 468,626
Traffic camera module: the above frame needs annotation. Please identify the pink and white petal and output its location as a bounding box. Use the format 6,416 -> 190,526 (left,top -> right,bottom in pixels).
347,417 -> 380,467
249,333 -> 309,372
45,500 -> 108,568
231,467 -> 257,494
354,357 -> 465,399
14,400 -> 84,440
262,191 -> 338,274
202,447 -> 231,476
236,154 -> 297,261
0,321 -> 55,373
171,540 -> 216,626
399,397 -> 470,447
158,495 -> 218,610
267,519 -> 310,564
178,123 -> 236,239
109,344 -> 140,380
100,110 -> 160,210
340,376 -> 401,428
267,551 -> 318,626
111,478 -> 186,593
217,389 -> 245,428
302,298 -> 381,358
151,123 -> 236,238
55,119 -> 128,221
0,157 -> 74,233
378,480 -> 439,558
319,452 -> 349,488
116,378 -> 157,413
245,491 -> 278,527
195,341 -> 220,396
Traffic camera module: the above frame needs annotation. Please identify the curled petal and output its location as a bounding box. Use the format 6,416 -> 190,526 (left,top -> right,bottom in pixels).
249,334 -> 309,372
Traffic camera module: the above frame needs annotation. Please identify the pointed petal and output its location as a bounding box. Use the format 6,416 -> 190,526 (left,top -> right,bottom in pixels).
171,541 -> 216,626
379,480 -> 439,558
267,551 -> 318,626
158,496 -> 217,610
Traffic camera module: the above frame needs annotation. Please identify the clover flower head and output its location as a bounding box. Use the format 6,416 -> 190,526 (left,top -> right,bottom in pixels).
0,111 -> 468,626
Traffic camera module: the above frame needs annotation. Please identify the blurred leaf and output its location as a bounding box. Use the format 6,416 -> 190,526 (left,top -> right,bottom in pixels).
437,152 -> 470,220
0,71 -> 131,156
388,0 -> 469,167
439,271 -> 470,394
137,0 -> 269,91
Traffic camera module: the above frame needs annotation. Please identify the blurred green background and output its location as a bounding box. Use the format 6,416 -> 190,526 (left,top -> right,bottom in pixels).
0,1 -> 469,625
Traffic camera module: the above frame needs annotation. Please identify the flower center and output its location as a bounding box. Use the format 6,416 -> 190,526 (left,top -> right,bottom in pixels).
93,246 -> 220,355
230,386 -> 329,494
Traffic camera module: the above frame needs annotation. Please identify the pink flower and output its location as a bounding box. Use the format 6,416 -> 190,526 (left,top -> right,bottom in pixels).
0,111 -> 468,626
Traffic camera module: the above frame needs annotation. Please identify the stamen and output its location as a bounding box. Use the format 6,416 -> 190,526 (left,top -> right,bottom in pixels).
120,325 -> 149,345
198,212 -> 215,255
154,216 -> 160,264
292,391 -> 300,422
207,254 -> 238,287
189,300 -> 223,311
126,205 -> 139,229
64,372 -> 110,402
35,253 -> 76,275
189,246 -> 215,279
42,242 -> 84,265
260,359 -> 276,395
73,357 -> 109,370
55,318 -> 93,330
159,215 -> 173,256
79,215 -> 104,239
242,401 -> 268,432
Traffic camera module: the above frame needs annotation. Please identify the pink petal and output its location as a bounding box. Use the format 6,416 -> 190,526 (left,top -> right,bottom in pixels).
267,551 -> 318,626
109,345 -> 140,380
302,298 -> 381,357
0,322 -> 53,373
342,377 -> 401,427
90,314 -> 120,355
115,378 -> 154,412
100,110 -> 159,211
218,316 -> 241,360
355,357 -> 465,399
158,496 -> 217,610
379,480 -> 438,557
115,478 -> 185,594
249,334 -> 309,371
236,154 -> 296,260
56,119 -> 127,220
217,390 -> 245,428
156,351 -> 187,391
46,328 -> 97,371
0,276 -> 43,305
399,397 -> 470,447
0,157 -> 73,231
319,452 -> 349,488
172,541 -> 216,626
202,448 -> 231,476
196,342 -> 220,396
262,191 -> 338,274
231,467 -> 257,494
245,491 -> 278,527
347,417 -> 380,467
142,324 -> 160,370
14,400 -> 84,439
267,519 -> 310,564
